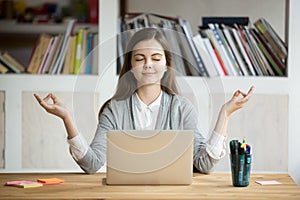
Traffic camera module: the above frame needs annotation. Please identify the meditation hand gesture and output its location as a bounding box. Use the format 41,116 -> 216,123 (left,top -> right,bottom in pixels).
214,86 -> 254,137
223,86 -> 255,117
34,93 -> 70,120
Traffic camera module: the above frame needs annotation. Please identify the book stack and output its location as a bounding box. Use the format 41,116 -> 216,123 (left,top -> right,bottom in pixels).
0,52 -> 26,74
27,19 -> 99,75
118,13 -> 208,77
195,17 -> 287,77
118,14 -> 287,77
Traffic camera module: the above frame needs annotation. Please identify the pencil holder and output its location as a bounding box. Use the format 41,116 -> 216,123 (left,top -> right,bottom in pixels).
230,154 -> 252,187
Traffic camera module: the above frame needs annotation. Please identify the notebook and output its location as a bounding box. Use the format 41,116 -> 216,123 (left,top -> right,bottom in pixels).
106,130 -> 193,185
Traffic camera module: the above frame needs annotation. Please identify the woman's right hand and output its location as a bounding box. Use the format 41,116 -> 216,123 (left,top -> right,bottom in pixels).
34,93 -> 70,120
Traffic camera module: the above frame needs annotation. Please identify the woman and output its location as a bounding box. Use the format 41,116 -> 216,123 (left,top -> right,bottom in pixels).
34,28 -> 254,174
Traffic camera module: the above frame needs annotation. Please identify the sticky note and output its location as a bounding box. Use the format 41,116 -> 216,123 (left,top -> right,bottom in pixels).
15,183 -> 43,188
255,180 -> 282,185
37,178 -> 64,184
6,181 -> 43,188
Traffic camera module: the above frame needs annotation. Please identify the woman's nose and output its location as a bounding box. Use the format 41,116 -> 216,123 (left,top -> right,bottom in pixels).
143,59 -> 153,69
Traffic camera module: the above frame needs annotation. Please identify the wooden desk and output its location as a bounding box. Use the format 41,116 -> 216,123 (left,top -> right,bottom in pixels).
0,173 -> 299,199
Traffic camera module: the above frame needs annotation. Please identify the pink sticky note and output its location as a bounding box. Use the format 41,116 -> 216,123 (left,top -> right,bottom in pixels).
6,181 -> 35,185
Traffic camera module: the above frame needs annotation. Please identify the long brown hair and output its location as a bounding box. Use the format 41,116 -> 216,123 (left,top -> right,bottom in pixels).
98,27 -> 178,118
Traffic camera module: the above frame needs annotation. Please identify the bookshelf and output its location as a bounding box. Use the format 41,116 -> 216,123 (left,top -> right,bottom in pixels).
121,0 -> 298,186
0,21 -> 98,35
1,0 -> 300,186
0,0 -> 118,172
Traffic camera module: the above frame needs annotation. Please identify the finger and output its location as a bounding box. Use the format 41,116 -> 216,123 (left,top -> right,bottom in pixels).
238,93 -> 253,104
247,86 -> 255,95
239,90 -> 248,97
34,93 -> 42,103
39,100 -> 54,111
239,86 -> 255,98
241,86 -> 255,99
51,93 -> 59,104
43,93 -> 52,102
233,90 -> 240,98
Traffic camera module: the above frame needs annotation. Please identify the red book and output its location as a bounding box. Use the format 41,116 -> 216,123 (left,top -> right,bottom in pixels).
214,49 -> 228,76
88,0 -> 98,24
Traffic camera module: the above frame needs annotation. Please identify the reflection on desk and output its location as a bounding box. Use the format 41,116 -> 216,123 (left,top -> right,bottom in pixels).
0,173 -> 300,199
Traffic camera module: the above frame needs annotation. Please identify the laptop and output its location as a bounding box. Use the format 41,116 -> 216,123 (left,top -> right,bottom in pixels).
106,130 -> 193,185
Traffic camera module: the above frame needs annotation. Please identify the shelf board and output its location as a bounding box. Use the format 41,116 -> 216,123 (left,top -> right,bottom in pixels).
0,20 -> 98,35
0,74 -> 289,94
181,76 -> 289,95
0,74 -> 102,92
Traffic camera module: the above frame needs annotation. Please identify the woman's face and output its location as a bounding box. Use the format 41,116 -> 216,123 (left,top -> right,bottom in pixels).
130,39 -> 167,87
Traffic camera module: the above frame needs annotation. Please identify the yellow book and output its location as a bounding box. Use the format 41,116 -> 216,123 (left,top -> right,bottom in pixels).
0,62 -> 9,73
69,34 -> 77,74
27,34 -> 51,74
74,29 -> 83,74
62,35 -> 74,74
2,52 -> 25,72
79,28 -> 88,74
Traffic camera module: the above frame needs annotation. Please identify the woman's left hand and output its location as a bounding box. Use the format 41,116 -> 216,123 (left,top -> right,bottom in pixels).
222,86 -> 255,117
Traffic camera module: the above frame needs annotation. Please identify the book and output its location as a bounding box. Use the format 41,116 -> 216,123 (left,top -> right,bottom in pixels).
251,28 -> 284,76
0,62 -> 9,73
192,34 -> 218,77
85,32 -> 93,74
222,25 -> 249,76
178,16 -> 208,76
88,0 -> 99,24
240,27 -> 265,76
244,27 -> 270,76
51,19 -> 76,74
70,34 -> 78,74
230,27 -> 255,76
37,36 -> 55,74
159,19 -> 187,76
91,33 -> 99,75
47,34 -> 64,74
202,37 -> 225,76
248,29 -> 275,76
74,28 -> 84,74
254,18 -> 287,62
203,28 -> 233,75
27,34 -> 52,74
79,28 -> 88,74
0,52 -> 23,73
1,52 -> 25,73
215,24 -> 242,75
62,35 -> 74,74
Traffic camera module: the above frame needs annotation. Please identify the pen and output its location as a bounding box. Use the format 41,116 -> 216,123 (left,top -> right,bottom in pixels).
246,144 -> 251,154
238,142 -> 245,185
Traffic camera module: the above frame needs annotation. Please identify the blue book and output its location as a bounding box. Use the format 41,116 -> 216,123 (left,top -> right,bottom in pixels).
85,33 -> 93,74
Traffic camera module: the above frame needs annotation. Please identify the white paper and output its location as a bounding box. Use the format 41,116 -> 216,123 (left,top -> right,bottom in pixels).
255,180 -> 282,185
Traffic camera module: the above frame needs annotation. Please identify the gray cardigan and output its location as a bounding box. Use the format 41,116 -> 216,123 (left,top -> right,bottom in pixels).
76,91 -> 220,174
